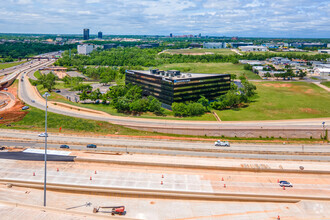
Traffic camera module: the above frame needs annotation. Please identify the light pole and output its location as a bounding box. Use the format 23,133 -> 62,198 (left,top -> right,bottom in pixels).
322,122 -> 326,142
43,92 -> 50,207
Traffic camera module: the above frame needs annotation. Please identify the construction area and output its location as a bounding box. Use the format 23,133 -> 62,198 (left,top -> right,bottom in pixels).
0,148 -> 329,219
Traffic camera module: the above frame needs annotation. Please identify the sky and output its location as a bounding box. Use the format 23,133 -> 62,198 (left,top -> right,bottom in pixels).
1,0 -> 330,38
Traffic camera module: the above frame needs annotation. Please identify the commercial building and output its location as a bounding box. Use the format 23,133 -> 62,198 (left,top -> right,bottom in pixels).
318,49 -> 330,54
83,28 -> 90,40
239,46 -> 268,52
104,44 -> 118,49
77,44 -> 94,55
231,42 -> 253,48
98,31 -> 102,39
125,69 -> 231,107
203,42 -> 226,49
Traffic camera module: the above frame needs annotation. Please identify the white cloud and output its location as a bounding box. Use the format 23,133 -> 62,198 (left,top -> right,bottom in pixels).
0,0 -> 329,37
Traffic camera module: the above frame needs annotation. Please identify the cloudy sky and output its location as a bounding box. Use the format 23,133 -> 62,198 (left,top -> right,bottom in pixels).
1,0 -> 329,37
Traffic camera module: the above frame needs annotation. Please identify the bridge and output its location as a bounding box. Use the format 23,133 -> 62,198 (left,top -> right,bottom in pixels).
18,57 -> 59,61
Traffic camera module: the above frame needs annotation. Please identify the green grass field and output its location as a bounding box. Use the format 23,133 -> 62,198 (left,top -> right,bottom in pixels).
0,106 -> 162,136
0,61 -> 26,69
157,62 -> 260,80
321,81 -> 330,88
216,81 -> 330,121
165,48 -> 235,55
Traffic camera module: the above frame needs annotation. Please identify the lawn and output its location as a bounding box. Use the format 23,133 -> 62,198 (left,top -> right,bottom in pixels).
321,81 -> 330,88
216,81 -> 330,121
0,61 -> 26,69
0,106 -> 162,136
165,48 -> 235,55
157,62 -> 260,80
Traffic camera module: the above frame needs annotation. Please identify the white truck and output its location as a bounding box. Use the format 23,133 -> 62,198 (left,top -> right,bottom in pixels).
214,140 -> 230,147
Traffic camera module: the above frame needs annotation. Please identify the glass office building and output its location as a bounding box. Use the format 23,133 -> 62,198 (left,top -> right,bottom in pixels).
125,70 -> 231,106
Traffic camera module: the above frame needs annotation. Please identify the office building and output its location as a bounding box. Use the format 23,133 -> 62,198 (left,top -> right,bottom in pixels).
77,44 -> 94,55
231,42 -> 253,48
125,69 -> 231,108
203,42 -> 226,49
239,46 -> 268,52
170,33 -> 173,38
98,31 -> 102,39
104,44 -> 118,49
83,28 -> 90,40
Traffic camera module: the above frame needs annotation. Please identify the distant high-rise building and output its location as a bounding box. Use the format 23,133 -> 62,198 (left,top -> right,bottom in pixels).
170,33 -> 173,38
198,33 -> 201,38
83,28 -> 90,40
98,31 -> 103,39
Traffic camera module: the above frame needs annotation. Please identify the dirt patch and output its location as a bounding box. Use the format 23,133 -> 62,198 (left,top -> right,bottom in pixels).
300,108 -> 320,114
262,83 -> 292,88
0,82 -> 28,124
304,89 -> 313,94
0,101 -> 27,124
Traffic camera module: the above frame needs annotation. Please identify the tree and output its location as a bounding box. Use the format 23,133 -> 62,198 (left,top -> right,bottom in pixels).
172,102 -> 187,117
148,96 -> 164,115
242,81 -> 257,97
198,96 -> 210,111
37,72 -> 56,92
79,90 -> 89,101
129,99 -> 148,113
186,103 -> 205,116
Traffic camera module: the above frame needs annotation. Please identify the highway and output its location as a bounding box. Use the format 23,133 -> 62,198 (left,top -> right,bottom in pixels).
1,138 -> 330,161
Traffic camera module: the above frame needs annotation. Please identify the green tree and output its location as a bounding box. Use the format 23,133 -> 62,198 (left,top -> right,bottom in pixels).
198,96 -> 210,111
186,102 -> 205,116
172,102 -> 187,117
37,72 -> 56,92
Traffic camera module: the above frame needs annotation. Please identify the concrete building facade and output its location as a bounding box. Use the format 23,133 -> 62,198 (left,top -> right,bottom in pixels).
203,42 -> 227,49
77,44 -> 94,55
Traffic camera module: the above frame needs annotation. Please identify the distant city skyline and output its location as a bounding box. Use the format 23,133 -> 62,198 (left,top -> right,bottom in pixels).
1,0 -> 329,38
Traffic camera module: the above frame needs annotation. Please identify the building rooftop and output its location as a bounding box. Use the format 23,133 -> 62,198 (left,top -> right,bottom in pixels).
127,70 -> 227,81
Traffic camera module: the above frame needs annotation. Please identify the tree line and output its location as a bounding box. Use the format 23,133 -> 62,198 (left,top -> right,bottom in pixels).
55,47 -> 330,68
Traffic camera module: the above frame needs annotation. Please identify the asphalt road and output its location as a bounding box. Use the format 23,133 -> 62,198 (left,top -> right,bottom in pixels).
1,140 -> 330,161
0,151 -> 75,161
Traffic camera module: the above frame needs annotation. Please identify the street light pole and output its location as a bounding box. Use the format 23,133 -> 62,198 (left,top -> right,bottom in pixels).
43,92 -> 50,207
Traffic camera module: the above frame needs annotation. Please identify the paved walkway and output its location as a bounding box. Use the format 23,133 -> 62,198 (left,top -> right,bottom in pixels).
313,82 -> 330,92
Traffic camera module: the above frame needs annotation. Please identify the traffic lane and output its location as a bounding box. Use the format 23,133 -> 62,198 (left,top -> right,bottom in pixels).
1,141 -> 330,161
1,134 -> 329,153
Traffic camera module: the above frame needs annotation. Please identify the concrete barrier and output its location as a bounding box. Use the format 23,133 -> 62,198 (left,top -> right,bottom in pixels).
0,179 -> 303,203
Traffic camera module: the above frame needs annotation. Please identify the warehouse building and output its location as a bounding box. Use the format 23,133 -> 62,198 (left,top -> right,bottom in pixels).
125,69 -> 231,108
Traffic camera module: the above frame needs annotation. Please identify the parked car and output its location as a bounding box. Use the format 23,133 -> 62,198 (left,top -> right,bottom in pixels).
214,140 -> 230,147
31,100 -> 35,103
55,90 -> 61,93
22,106 -> 29,110
60,144 -> 70,149
279,181 -> 293,187
87,144 -> 97,148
